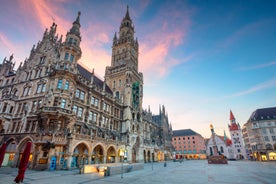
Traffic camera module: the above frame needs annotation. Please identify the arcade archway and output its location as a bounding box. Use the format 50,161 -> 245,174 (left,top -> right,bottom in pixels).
106,146 -> 116,163
92,145 -> 104,164
71,143 -> 89,168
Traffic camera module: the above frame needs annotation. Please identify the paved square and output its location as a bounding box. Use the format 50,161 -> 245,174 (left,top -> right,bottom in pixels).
1,160 -> 275,184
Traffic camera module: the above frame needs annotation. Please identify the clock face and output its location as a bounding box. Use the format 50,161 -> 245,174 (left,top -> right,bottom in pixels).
132,81 -> 140,109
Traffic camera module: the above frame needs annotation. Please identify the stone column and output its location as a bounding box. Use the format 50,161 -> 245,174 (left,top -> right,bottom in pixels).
67,155 -> 72,169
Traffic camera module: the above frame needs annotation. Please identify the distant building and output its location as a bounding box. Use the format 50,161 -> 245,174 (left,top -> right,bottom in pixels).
206,124 -> 233,159
242,107 -> 276,161
228,110 -> 247,159
172,129 -> 206,160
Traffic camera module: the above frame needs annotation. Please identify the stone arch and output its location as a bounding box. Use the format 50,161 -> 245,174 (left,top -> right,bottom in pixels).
143,150 -> 146,163
71,142 -> 90,168
16,138 -> 33,168
2,138 -> 17,167
106,146 -> 116,163
132,148 -> 136,163
147,150 -> 151,162
92,144 -> 104,164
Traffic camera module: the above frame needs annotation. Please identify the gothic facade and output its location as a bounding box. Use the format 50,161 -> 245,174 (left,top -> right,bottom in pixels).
0,7 -> 173,170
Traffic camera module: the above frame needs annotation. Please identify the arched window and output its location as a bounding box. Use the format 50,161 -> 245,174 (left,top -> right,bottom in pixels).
220,146 -> 224,153
115,91 -> 120,99
209,147 -> 213,155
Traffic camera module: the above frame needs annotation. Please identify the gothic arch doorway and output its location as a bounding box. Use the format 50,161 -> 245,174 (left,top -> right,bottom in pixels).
132,148 -> 136,163
147,150 -> 151,162
143,150 -> 146,163
2,138 -> 17,167
72,143 -> 89,168
92,145 -> 104,164
17,140 -> 33,168
106,146 -> 116,163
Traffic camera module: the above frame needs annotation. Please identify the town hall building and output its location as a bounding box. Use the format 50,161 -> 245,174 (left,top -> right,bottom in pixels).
0,7 -> 174,170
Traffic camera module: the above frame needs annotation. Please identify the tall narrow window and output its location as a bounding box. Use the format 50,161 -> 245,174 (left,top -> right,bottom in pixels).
40,56 -> 46,64
77,107 -> 83,117
75,89 -> 80,98
60,99 -> 66,108
64,52 -> 69,60
64,81 -> 69,90
36,84 -> 42,93
42,83 -> 46,92
70,54 -> 74,62
80,91 -> 85,100
57,79 -> 63,89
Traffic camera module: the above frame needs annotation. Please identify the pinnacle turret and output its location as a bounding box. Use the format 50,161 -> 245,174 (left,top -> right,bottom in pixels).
68,11 -> 81,39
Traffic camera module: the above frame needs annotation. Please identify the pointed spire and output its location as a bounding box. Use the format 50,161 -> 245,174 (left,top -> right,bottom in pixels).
230,110 -> 235,121
74,11 -> 81,26
103,77 -> 106,92
69,11 -> 81,39
224,130 -> 227,142
90,68 -> 94,84
113,32 -> 117,45
125,5 -> 130,19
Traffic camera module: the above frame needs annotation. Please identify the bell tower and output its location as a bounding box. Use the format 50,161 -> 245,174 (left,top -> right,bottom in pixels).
105,6 -> 143,161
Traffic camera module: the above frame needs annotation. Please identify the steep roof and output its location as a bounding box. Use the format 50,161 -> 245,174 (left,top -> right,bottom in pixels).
77,64 -> 113,95
218,135 -> 232,146
172,129 -> 200,137
230,110 -> 235,120
249,107 -> 276,121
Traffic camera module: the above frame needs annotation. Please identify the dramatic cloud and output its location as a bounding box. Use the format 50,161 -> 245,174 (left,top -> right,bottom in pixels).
138,2 -> 192,79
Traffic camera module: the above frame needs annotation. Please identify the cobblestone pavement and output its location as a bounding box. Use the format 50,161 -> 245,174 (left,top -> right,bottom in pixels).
1,160 -> 276,184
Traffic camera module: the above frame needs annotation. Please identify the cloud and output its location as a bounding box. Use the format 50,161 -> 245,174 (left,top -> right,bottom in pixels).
227,78 -> 276,98
138,2 -> 192,79
238,61 -> 276,71
18,0 -> 70,36
0,32 -> 16,53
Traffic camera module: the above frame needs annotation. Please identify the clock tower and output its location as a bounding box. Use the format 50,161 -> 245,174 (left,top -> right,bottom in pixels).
105,6 -> 143,162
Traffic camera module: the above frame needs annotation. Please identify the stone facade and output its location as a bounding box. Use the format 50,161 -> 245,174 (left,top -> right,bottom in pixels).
0,7 -> 174,170
242,107 -> 276,161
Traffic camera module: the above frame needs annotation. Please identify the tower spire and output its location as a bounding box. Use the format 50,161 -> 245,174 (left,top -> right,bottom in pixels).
68,11 -> 81,39
230,110 -> 236,124
125,5 -> 130,19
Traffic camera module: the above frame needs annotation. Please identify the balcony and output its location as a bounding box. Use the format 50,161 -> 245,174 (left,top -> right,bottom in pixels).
2,94 -> 18,100
40,106 -> 73,115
